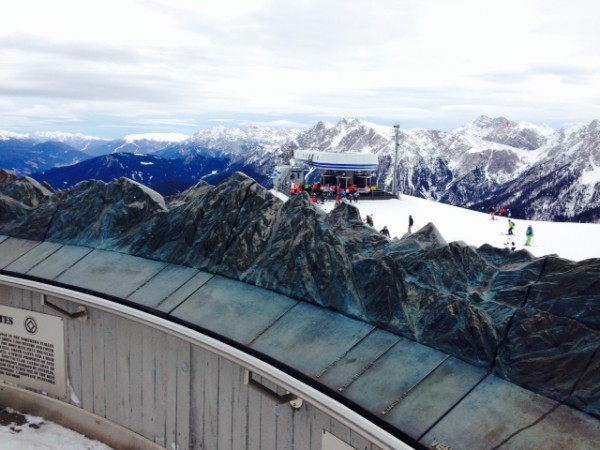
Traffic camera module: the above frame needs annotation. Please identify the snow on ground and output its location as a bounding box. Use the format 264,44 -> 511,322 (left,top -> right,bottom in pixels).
0,407 -> 114,450
3,192 -> 600,448
318,194 -> 600,262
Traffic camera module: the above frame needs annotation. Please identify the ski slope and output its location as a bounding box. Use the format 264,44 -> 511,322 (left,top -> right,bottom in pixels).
319,194 -> 600,262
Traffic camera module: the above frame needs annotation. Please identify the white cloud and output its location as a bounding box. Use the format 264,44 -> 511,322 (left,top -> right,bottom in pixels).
0,0 -> 599,137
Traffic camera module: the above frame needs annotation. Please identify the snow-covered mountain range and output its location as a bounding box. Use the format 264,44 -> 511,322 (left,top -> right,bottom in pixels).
283,116 -> 600,222
2,116 -> 599,222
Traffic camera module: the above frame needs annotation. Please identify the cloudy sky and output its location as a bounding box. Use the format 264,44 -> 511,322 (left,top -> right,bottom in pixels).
1,0 -> 599,137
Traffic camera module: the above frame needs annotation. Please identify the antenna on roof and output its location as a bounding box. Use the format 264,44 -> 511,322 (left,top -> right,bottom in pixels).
392,123 -> 401,198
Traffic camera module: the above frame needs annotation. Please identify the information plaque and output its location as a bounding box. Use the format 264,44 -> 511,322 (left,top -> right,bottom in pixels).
0,305 -> 66,397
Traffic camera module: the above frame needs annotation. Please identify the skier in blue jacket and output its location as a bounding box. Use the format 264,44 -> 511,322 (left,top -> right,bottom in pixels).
525,225 -> 534,246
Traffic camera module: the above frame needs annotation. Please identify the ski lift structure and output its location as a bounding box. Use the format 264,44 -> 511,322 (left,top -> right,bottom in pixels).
274,149 -> 379,195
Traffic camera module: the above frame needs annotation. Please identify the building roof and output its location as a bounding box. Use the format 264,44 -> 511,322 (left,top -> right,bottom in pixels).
293,150 -> 378,171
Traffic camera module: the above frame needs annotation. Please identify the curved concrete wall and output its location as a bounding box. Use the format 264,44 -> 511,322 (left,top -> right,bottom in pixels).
0,275 -> 407,450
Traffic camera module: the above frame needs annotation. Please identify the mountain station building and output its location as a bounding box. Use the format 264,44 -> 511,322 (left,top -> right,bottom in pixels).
274,149 -> 379,195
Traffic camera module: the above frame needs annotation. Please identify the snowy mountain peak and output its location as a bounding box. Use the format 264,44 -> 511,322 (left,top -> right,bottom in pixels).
123,133 -> 190,143
456,115 -> 552,151
338,117 -> 363,128
0,130 -> 29,141
191,124 -> 297,141
188,124 -> 299,155
288,117 -> 391,155
335,117 -> 391,136
471,115 -> 513,131
460,116 -> 516,138
31,131 -> 106,143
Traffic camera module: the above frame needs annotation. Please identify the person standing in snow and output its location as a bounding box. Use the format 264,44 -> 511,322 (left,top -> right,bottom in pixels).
366,214 -> 374,227
508,219 -> 515,235
380,226 -> 390,237
408,215 -> 414,234
525,225 -> 534,246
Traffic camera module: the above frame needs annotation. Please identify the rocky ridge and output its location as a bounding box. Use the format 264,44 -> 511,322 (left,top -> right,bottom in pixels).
1,170 -> 599,419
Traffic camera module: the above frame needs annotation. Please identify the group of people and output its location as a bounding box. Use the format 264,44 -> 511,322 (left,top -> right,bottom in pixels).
289,181 -> 361,205
488,205 -> 511,221
362,202 -> 536,249
504,218 -> 535,250
490,204 -> 535,247
364,214 -> 414,239
301,185 -> 362,206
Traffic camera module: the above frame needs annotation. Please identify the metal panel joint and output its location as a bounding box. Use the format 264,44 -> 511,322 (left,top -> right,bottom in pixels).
243,369 -> 304,409
41,294 -> 88,321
